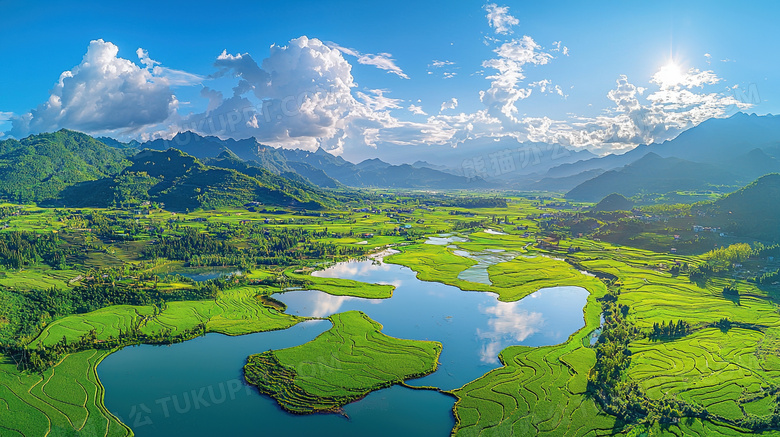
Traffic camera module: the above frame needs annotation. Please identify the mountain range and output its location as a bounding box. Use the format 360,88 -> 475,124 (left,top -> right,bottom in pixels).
3,111 -> 780,210
534,113 -> 780,201
141,133 -> 492,190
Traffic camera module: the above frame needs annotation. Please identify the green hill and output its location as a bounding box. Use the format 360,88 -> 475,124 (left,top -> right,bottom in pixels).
0,130 -> 130,202
592,193 -> 634,212
698,173 -> 780,241
566,153 -> 739,202
59,148 -> 332,211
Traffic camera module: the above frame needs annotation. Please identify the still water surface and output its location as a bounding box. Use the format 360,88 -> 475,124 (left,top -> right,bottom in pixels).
99,243 -> 590,436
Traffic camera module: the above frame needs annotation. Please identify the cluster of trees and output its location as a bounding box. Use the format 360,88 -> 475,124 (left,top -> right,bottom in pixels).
755,269 -> 780,285
668,262 -> 689,275
143,226 -> 237,260
705,243 -> 752,266
649,320 -> 692,340
589,291 -> 645,421
9,321 -> 207,373
452,219 -> 489,231
689,263 -> 716,281
144,223 -> 369,267
589,293 -> 634,386
0,231 -> 73,269
752,242 -> 780,258
589,290 -> 705,425
24,268 -> 219,318
440,197 -> 507,208
84,211 -> 146,240
0,206 -> 24,219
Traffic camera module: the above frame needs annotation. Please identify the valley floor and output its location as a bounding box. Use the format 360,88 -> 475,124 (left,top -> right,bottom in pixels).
1,197 -> 779,436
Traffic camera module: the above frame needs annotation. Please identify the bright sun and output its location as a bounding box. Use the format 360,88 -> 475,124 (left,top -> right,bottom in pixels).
654,62 -> 685,88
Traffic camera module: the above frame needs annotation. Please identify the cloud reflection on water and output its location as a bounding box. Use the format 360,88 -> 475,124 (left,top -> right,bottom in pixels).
477,301 -> 545,363
313,260 -> 393,278
303,293 -> 384,318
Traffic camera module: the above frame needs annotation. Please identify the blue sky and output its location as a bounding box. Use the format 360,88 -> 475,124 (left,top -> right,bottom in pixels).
0,0 -> 776,162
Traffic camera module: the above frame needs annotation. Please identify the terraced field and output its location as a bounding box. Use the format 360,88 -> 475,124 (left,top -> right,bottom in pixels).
387,240 -> 602,302
285,270 -> 395,299
243,311 -> 442,414
30,286 -> 302,347
205,286 -> 301,335
488,255 -> 605,301
448,252 -> 614,436
6,198 -> 780,436
0,266 -> 80,291
30,305 -> 156,347
630,328 -> 780,428
452,345 -> 617,436
0,349 -> 131,437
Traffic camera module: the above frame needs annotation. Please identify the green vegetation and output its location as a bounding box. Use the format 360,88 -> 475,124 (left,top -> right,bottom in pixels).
243,311 -> 441,414
0,130 -> 130,203
60,148 -> 334,211
698,173 -> 780,241
450,266 -> 614,436
285,269 -> 395,299
0,231 -> 72,270
0,349 -> 131,436
593,193 -> 634,212
28,285 -> 300,348
387,240 -> 602,302
0,138 -> 780,437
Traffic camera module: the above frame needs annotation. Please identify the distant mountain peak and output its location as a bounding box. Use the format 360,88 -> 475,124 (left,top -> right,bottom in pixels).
216,148 -> 242,162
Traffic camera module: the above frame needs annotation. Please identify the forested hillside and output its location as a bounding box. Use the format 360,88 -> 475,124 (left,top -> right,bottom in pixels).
0,130 -> 131,202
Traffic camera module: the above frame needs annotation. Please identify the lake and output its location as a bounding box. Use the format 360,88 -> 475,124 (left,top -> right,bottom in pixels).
98,249 -> 590,436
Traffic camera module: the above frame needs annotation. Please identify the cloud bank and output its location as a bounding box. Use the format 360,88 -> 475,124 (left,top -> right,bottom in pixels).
3,4 -> 756,160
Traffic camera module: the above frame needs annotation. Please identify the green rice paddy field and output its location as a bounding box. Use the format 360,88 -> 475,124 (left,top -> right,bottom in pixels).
244,310 -> 442,414
1,197 -> 780,435
0,349 -> 131,437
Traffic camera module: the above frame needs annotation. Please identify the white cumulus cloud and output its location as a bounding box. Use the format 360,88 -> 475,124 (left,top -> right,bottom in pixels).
440,98 -> 459,112
173,36 -> 451,156
8,39 -> 179,138
480,35 -> 555,121
484,3 -> 519,34
408,104 -> 427,115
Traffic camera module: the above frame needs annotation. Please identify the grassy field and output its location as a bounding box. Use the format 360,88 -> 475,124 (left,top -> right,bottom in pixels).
387,239 -> 602,302
29,286 -> 303,348
0,349 -> 131,437
285,269 -> 395,299
243,310 -> 442,414
4,195 -> 780,435
447,246 -> 616,436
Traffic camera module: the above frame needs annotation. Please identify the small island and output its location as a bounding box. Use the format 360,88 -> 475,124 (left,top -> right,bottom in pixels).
243,310 -> 442,414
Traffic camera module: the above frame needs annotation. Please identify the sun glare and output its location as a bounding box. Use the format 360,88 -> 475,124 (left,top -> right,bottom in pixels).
654,62 -> 685,88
